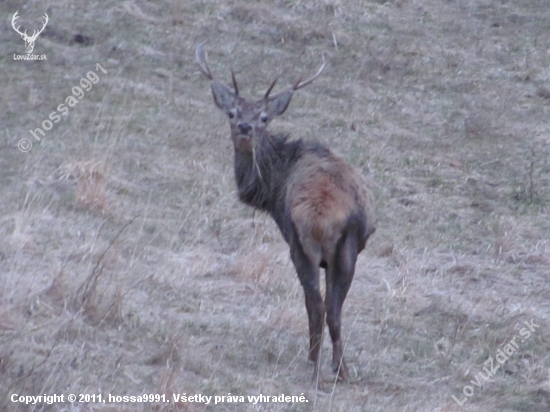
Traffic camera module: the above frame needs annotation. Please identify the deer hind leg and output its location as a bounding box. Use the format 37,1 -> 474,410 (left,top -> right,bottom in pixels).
325,231 -> 359,382
290,244 -> 324,383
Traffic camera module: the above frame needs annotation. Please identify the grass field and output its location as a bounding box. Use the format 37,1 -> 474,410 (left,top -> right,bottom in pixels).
1,0 -> 549,411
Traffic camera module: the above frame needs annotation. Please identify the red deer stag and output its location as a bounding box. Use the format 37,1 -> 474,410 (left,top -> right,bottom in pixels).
196,45 -> 375,383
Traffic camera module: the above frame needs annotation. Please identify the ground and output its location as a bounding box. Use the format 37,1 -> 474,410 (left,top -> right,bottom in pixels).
1,0 -> 549,411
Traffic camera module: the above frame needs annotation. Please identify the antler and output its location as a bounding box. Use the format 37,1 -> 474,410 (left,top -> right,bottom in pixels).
293,55 -> 326,91
195,43 -> 214,80
231,69 -> 239,96
11,11 -> 49,40
30,13 -> 49,41
263,77 -> 279,100
265,56 -> 326,101
196,43 -> 240,95
11,11 -> 26,37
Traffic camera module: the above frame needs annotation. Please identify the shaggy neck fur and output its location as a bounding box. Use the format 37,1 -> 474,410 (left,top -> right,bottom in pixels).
233,133 -> 303,236
233,133 -> 333,242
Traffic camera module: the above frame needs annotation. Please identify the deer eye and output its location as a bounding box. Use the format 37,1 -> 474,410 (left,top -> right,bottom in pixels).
228,109 -> 237,119
260,113 -> 268,123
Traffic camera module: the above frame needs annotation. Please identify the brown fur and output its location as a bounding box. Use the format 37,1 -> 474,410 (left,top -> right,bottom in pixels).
288,153 -> 375,267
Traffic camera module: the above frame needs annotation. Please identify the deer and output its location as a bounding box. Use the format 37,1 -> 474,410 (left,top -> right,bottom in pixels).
12,11 -> 49,54
196,44 -> 375,384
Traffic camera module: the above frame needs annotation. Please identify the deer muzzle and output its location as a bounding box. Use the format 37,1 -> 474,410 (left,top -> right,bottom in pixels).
238,122 -> 252,135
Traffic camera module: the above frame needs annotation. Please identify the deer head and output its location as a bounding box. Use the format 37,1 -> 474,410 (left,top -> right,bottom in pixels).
12,11 -> 49,54
195,44 -> 325,152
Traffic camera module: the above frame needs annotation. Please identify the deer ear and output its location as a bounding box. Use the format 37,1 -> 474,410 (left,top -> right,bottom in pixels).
211,81 -> 236,113
266,90 -> 293,118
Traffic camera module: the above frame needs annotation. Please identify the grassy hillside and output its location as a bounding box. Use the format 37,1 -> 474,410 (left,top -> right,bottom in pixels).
1,0 -> 549,411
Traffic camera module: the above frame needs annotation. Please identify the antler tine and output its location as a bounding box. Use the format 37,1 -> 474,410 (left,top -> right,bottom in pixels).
231,68 -> 239,96
11,11 -> 26,36
37,13 -> 48,34
264,76 -> 279,100
195,43 -> 214,80
29,13 -> 48,40
293,56 -> 326,91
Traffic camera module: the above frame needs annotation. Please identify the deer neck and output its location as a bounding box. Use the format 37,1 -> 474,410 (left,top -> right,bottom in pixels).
233,134 -> 301,214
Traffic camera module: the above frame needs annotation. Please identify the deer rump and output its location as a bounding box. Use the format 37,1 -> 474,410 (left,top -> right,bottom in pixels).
286,151 -> 375,270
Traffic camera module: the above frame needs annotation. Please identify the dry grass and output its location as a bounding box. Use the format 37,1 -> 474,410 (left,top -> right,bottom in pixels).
1,0 -> 550,411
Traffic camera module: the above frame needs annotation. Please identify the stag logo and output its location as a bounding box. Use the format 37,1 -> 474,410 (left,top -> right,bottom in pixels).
12,10 -> 48,54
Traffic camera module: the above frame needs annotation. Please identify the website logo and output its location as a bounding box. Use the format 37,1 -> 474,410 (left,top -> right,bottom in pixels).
12,10 -> 48,60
